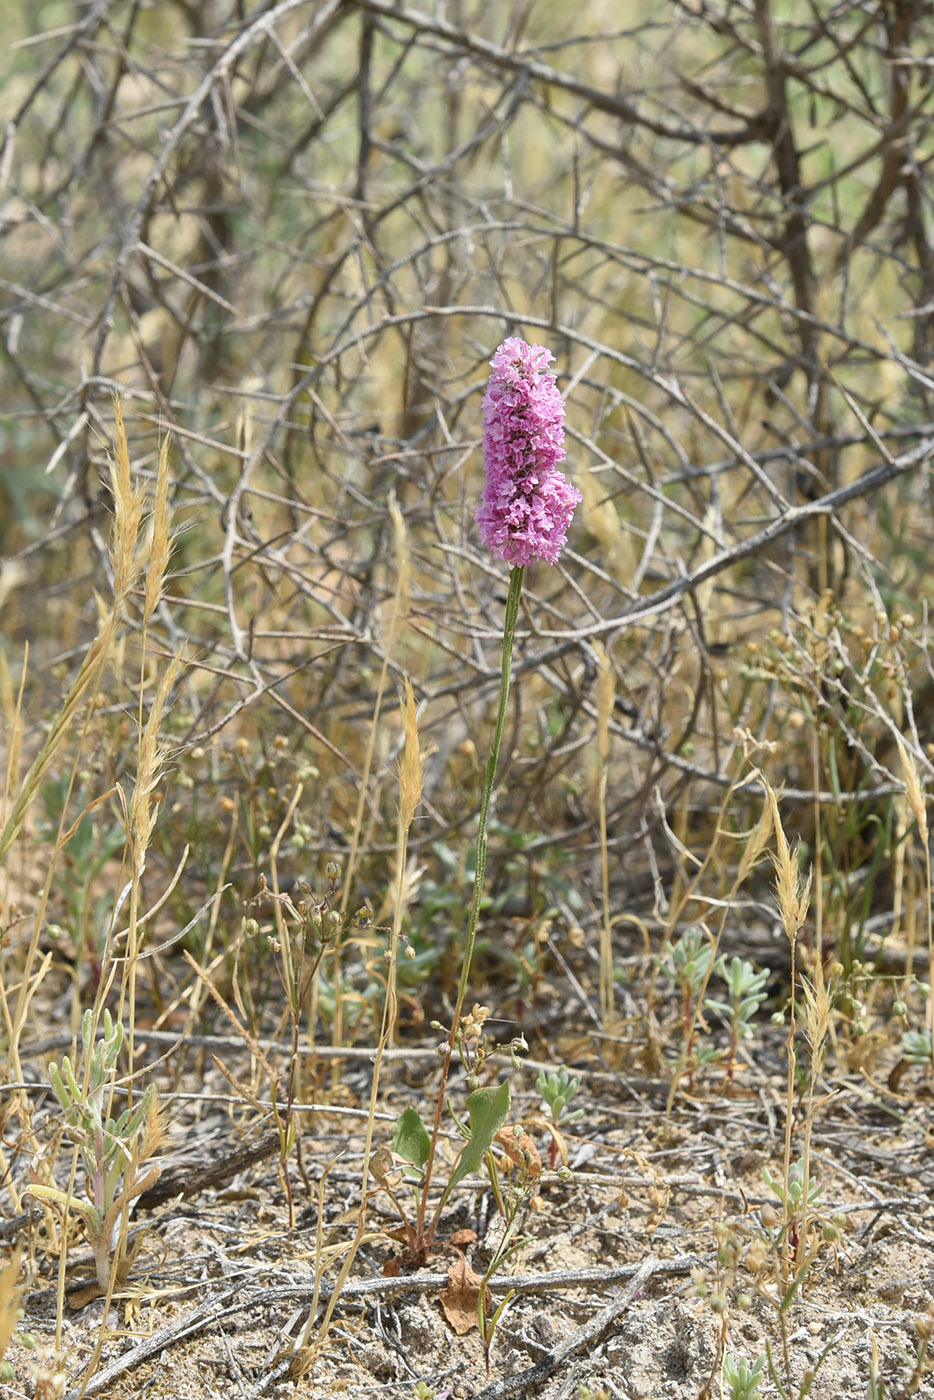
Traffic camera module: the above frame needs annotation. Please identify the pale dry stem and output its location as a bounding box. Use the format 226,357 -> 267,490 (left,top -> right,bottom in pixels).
896,737 -> 934,1050
594,642 -> 615,1027
332,490 -> 412,1054
766,778 -> 814,1284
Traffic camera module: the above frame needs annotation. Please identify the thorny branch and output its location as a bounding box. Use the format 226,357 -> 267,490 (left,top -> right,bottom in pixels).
5,0 -> 934,956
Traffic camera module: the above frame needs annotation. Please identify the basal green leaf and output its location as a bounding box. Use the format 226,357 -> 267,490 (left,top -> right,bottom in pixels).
393,1105 -> 432,1167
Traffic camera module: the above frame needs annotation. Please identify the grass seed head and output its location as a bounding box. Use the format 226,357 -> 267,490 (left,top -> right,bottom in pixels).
766,783 -> 811,939
398,677 -> 425,833
109,400 -> 148,613
897,736 -> 929,848
131,651 -> 182,868
143,432 -> 173,625
735,785 -> 774,888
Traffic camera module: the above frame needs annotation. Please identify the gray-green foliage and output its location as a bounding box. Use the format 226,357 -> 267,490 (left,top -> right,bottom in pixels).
659,926 -> 715,1002
656,926 -> 722,1080
764,1156 -> 824,1218
723,1352 -> 764,1400
902,1029 -> 933,1066
537,1066 -> 583,1128
707,955 -> 770,1079
29,1009 -> 162,1291
706,956 -> 769,1039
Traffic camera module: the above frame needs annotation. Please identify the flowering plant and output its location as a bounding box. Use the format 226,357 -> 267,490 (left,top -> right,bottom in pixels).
475,337 -> 581,567
397,337 -> 581,1262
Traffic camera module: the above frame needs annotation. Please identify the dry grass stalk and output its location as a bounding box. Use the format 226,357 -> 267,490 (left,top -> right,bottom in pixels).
130,652 -> 182,878
0,651 -> 24,828
109,400 -> 148,616
767,786 -> 812,945
896,738 -> 934,1049
119,416 -> 180,1085
333,491 -> 412,1051
120,648 -> 183,1090
398,676 -> 426,837
897,737 -> 929,848
0,403 -> 148,872
0,638 -> 111,874
2,406 -> 152,1078
765,777 -> 816,1294
735,785 -> 775,889
387,674 -> 427,1049
594,641 -> 615,1025
0,651 -> 27,1054
799,957 -> 832,1260
143,432 -> 173,626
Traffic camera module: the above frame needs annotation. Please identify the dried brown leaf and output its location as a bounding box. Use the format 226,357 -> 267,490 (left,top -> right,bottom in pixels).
439,1256 -> 490,1336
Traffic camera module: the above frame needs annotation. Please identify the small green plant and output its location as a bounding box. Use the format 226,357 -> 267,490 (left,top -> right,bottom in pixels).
373,1006 -> 514,1265
761,1155 -> 846,1309
27,1009 -> 163,1294
536,1066 -> 583,1167
723,1351 -> 764,1400
901,1028 -> 933,1067
763,1155 -> 823,1270
706,956 -> 770,1083
764,1156 -> 823,1224
657,925 -> 719,1086
412,1384 -> 448,1400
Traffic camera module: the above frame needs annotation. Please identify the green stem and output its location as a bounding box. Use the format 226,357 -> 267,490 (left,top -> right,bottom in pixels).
417,565 -> 524,1249
453,564 -> 524,1036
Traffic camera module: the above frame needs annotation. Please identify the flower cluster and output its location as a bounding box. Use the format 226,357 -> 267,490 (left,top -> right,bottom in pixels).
475,337 -> 581,567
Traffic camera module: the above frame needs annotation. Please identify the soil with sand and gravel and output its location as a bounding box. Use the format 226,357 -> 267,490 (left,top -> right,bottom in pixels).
5,981 -> 934,1400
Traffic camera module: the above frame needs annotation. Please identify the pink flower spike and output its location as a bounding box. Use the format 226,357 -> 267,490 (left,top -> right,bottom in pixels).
475,337 -> 582,567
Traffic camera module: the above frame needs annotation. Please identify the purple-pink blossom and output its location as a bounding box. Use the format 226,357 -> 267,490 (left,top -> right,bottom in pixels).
475,337 -> 582,567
